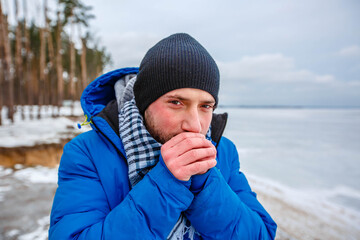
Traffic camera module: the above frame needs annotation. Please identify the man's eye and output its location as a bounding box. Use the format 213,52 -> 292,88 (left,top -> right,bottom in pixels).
202,104 -> 214,109
170,100 -> 181,105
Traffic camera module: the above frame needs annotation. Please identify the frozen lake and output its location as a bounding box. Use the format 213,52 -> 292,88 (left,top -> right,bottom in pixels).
221,107 -> 360,214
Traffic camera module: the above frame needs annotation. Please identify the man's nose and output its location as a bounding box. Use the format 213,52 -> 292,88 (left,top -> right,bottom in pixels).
182,108 -> 201,133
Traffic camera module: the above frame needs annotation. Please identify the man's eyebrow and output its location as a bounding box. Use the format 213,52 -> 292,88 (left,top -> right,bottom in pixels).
163,95 -> 215,104
163,94 -> 188,101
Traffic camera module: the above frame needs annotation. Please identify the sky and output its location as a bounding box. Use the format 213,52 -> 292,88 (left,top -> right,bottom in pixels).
6,0 -> 360,107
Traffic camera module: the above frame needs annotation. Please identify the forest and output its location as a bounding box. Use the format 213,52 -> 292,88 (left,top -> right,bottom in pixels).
0,0 -> 112,125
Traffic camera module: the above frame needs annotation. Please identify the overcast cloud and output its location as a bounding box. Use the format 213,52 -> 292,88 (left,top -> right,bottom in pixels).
19,0 -> 360,107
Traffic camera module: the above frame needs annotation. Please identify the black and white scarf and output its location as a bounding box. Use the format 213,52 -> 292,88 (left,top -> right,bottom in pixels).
119,98 -> 162,186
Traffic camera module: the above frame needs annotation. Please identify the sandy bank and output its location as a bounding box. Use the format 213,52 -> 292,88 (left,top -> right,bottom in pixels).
0,141 -> 69,168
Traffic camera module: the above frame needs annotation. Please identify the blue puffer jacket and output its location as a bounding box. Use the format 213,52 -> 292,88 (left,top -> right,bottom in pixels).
49,68 -> 277,240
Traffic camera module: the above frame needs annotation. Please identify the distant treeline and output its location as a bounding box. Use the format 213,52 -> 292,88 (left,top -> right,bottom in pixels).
0,0 -> 111,125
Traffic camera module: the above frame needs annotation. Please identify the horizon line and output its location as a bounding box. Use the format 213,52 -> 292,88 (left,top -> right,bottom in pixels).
217,105 -> 360,109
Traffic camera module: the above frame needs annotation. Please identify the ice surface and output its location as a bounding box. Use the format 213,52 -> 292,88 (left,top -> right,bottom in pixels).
221,107 -> 360,210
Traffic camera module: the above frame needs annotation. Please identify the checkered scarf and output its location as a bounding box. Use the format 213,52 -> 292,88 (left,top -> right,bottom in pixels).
119,98 -> 162,186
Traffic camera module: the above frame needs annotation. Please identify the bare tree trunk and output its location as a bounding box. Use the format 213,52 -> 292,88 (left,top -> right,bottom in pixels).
44,0 -> 56,117
69,40 -> 75,115
47,29 -> 55,106
23,0 -> 33,119
81,37 -> 87,91
0,2 -> 15,122
15,0 -> 25,119
32,63 -> 38,114
42,0 -> 49,113
56,10 -> 63,112
38,27 -> 46,119
68,13 -> 77,116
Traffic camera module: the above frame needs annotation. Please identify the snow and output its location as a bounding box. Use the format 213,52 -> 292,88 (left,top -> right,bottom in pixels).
13,166 -> 58,184
0,185 -> 12,202
0,102 -> 91,147
0,165 -> 56,239
5,229 -> 21,239
0,166 -> 13,177
17,216 -> 50,240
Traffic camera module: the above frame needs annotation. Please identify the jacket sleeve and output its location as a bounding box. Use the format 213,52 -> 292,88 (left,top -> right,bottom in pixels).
49,140 -> 194,240
185,138 -> 277,239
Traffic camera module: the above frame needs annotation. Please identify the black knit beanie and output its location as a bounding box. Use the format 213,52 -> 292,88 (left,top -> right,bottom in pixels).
134,33 -> 220,114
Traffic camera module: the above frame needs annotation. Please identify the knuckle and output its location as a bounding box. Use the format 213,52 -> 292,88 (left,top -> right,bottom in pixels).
162,148 -> 177,161
161,146 -> 168,154
161,151 -> 170,160
167,161 -> 175,170
172,168 -> 180,178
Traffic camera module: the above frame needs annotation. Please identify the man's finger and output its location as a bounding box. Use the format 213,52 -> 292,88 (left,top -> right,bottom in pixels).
170,137 -> 214,157
183,159 -> 217,177
178,147 -> 216,165
164,132 -> 205,149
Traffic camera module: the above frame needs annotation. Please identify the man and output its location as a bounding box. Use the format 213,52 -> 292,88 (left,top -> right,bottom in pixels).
49,33 -> 277,239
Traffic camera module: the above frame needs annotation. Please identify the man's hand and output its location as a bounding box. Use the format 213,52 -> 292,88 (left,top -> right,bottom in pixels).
161,132 -> 217,181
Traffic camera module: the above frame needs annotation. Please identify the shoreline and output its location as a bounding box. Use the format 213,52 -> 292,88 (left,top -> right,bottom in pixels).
248,175 -> 360,240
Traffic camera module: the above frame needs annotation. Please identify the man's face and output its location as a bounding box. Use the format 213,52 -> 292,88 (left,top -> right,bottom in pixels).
144,88 -> 215,144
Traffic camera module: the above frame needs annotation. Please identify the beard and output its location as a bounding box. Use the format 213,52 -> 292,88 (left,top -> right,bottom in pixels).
144,107 -> 180,144
144,114 -> 177,144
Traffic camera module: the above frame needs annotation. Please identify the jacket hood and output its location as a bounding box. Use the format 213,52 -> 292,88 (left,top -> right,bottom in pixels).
80,67 -> 139,119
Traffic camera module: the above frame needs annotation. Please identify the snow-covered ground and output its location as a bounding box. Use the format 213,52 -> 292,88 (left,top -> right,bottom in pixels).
0,165 -> 57,240
0,102 -> 90,239
0,102 -> 90,147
